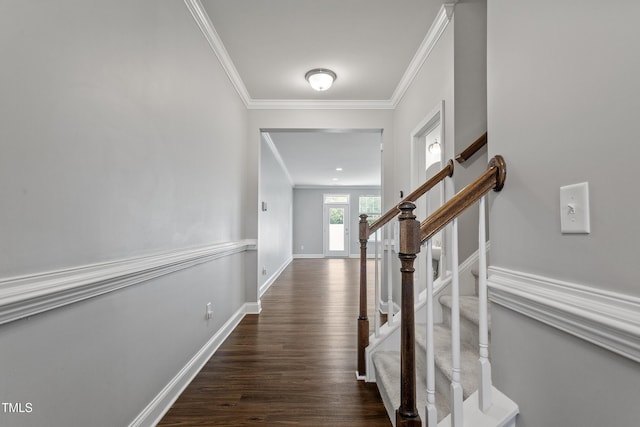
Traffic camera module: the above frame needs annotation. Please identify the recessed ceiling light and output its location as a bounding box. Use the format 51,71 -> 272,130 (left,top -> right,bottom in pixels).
332,178 -> 339,181
335,167 -> 343,171
305,68 -> 337,91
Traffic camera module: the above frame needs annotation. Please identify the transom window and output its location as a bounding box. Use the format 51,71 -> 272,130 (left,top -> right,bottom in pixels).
324,194 -> 350,204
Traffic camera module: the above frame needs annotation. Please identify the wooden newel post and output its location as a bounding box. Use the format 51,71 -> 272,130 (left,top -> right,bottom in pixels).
357,214 -> 370,378
396,202 -> 422,427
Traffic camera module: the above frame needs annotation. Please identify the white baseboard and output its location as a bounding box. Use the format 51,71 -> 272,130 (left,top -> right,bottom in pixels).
259,257 -> 292,297
293,254 -> 324,259
489,266 -> 640,363
130,302 -> 254,427
244,301 -> 262,314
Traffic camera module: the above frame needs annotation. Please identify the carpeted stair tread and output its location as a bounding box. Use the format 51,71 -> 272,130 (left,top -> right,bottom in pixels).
372,351 -> 450,422
439,295 -> 491,329
373,297 -> 491,423
430,323 -> 479,399
415,323 -> 479,399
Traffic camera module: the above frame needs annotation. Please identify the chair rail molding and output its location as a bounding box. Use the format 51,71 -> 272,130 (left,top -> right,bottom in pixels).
0,239 -> 257,326
488,266 -> 640,363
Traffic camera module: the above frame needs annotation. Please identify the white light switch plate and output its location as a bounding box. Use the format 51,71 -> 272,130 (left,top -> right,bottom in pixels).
560,182 -> 590,234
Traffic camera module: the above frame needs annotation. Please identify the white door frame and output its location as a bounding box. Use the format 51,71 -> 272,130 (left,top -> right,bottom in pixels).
410,101 -> 448,290
323,203 -> 350,257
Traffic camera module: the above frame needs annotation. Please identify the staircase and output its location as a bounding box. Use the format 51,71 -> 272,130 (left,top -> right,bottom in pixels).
358,154 -> 518,426
373,292 -> 485,424
371,266 -> 518,426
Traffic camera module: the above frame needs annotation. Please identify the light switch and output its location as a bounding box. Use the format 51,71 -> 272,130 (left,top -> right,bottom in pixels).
560,182 -> 590,234
206,302 -> 213,320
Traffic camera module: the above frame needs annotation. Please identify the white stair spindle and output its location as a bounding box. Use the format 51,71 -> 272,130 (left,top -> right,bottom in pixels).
450,218 -> 463,427
374,225 -> 380,337
478,195 -> 493,411
425,239 -> 438,425
386,224 -> 394,325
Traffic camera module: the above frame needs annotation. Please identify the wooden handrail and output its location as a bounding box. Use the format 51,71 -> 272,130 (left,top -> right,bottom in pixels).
455,131 -> 487,164
356,138 -> 488,380
368,159 -> 454,236
420,155 -> 506,243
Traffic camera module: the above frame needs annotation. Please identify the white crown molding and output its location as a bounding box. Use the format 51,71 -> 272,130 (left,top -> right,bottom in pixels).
185,1 -> 454,111
262,133 -> 294,186
488,266 -> 640,363
247,99 -> 395,110
390,4 -> 455,107
0,239 -> 257,326
183,0 -> 251,107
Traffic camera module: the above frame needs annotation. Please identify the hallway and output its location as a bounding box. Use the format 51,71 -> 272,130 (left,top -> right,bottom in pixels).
158,258 -> 391,426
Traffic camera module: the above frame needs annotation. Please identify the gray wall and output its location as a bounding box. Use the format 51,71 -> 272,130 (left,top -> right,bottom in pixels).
492,305 -> 640,426
488,0 -> 640,293
293,187 -> 381,257
488,0 -> 640,425
452,0 -> 489,262
0,1 -> 251,426
259,135 -> 293,291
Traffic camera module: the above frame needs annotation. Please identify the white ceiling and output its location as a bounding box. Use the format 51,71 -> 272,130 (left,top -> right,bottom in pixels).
196,0 -> 444,187
266,130 -> 381,187
200,0 -> 443,101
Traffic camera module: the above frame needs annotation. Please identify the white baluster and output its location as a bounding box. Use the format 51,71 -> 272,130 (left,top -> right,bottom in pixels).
478,195 -> 492,411
450,218 -> 463,427
425,239 -> 438,425
374,225 -> 380,337
386,224 -> 394,325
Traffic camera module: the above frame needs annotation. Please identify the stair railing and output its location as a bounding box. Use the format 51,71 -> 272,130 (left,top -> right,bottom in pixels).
455,131 -> 487,164
396,155 -> 506,427
357,160 -> 454,378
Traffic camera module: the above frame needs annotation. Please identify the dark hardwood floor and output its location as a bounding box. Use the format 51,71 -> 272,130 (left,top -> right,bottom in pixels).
158,258 -> 391,427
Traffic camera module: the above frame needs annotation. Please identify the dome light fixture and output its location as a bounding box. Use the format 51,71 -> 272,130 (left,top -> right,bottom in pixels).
428,139 -> 441,155
305,68 -> 337,91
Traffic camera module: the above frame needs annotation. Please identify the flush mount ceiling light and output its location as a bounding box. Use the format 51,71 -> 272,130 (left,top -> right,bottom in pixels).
305,68 -> 337,91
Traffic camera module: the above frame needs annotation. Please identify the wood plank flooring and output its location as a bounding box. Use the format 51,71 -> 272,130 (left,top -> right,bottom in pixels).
158,258 -> 391,427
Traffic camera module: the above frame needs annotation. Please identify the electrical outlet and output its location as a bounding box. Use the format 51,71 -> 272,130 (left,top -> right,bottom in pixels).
262,267 -> 267,275
205,302 -> 213,320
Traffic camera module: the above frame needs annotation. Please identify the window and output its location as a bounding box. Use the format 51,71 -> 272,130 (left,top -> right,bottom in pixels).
359,195 -> 381,225
324,194 -> 349,204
